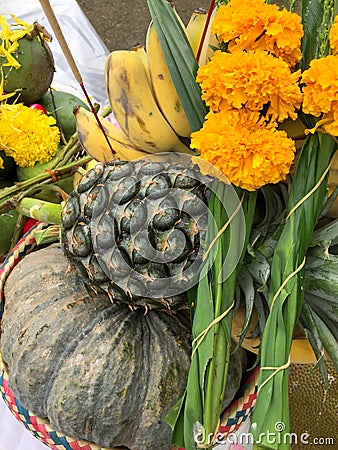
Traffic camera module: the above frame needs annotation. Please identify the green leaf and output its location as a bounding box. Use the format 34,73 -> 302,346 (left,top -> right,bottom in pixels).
311,218 -> 338,248
236,265 -> 256,346
164,395 -> 186,445
184,275 -> 213,450
147,0 -> 207,131
301,303 -> 338,371
319,186 -> 338,219
251,133 -> 337,448
247,250 -> 271,289
301,0 -> 323,70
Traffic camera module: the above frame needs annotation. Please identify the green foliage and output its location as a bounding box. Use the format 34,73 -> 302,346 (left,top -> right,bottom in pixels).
147,0 -> 207,131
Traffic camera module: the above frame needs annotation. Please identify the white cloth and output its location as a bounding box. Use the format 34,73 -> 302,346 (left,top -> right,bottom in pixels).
0,399 -> 46,450
0,0 -> 110,103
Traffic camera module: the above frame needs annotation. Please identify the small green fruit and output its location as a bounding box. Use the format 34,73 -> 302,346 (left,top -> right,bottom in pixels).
16,150 -> 74,201
16,155 -> 58,182
1,34 -> 55,104
38,90 -> 89,141
0,209 -> 19,257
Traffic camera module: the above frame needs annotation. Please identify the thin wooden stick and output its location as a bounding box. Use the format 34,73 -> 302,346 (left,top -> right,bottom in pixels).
38,0 -> 116,156
196,0 -> 215,63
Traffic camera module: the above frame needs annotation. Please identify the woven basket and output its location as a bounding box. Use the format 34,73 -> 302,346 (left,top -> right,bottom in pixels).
0,223 -> 259,450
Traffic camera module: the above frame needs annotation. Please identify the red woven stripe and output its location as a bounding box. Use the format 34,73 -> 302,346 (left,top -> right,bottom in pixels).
218,424 -> 233,434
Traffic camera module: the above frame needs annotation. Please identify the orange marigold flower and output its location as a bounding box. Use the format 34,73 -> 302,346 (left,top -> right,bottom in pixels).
329,15 -> 338,55
301,55 -> 338,136
191,109 -> 295,191
196,50 -> 302,122
211,0 -> 303,67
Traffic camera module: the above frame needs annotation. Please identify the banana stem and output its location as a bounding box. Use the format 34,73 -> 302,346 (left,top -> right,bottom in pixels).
18,198 -> 62,225
50,133 -> 80,169
0,155 -> 92,206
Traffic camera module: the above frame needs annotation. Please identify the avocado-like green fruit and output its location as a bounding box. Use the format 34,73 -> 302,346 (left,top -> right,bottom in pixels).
38,90 -> 89,141
16,155 -> 58,182
0,34 -> 55,104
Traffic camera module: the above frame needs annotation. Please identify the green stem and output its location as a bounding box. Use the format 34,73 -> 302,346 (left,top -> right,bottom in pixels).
0,155 -> 91,207
34,225 -> 61,246
203,216 -> 225,446
201,187 -> 257,448
9,213 -> 26,249
50,133 -> 80,169
251,133 -> 337,450
18,198 -> 62,225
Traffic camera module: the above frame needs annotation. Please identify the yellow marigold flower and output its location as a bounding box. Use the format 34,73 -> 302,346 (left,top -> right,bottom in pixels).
301,55 -> 338,136
191,109 -> 295,191
0,156 -> 3,169
0,103 -> 60,167
329,15 -> 338,55
211,0 -> 303,67
196,50 -> 303,122
0,14 -> 34,69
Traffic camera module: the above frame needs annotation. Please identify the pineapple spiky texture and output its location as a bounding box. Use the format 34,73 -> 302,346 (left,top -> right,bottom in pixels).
61,157 -> 214,310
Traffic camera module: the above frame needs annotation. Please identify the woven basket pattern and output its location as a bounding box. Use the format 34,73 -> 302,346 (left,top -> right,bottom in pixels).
0,224 -> 258,450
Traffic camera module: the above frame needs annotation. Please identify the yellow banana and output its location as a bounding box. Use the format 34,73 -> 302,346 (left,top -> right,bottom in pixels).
185,8 -> 208,57
198,7 -> 219,67
130,44 -> 154,96
105,49 -> 194,154
74,106 -> 150,163
146,21 -> 193,139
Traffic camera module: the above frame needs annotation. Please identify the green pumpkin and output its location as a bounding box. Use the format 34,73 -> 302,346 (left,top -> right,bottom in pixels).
38,90 -> 89,141
1,244 -> 247,449
1,245 -> 191,449
1,34 -> 55,105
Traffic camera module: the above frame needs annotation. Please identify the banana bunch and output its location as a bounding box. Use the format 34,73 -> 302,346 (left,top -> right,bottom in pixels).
75,7 -> 217,165
74,106 -> 149,163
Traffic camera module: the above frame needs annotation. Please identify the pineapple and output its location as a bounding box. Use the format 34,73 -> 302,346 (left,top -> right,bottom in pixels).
61,157 -> 213,310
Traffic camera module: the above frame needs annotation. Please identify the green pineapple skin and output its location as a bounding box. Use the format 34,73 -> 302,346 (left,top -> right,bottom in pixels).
61,159 -> 212,310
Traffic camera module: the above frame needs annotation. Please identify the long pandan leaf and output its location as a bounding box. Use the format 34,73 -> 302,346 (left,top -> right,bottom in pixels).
147,0 -> 208,131
300,0 -> 324,70
251,131 -> 337,449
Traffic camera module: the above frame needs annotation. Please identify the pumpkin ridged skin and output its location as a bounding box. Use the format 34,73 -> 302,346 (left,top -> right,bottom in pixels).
1,245 -> 192,450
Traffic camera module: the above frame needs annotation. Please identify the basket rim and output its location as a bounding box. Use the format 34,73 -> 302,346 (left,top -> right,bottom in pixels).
0,223 -> 258,450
